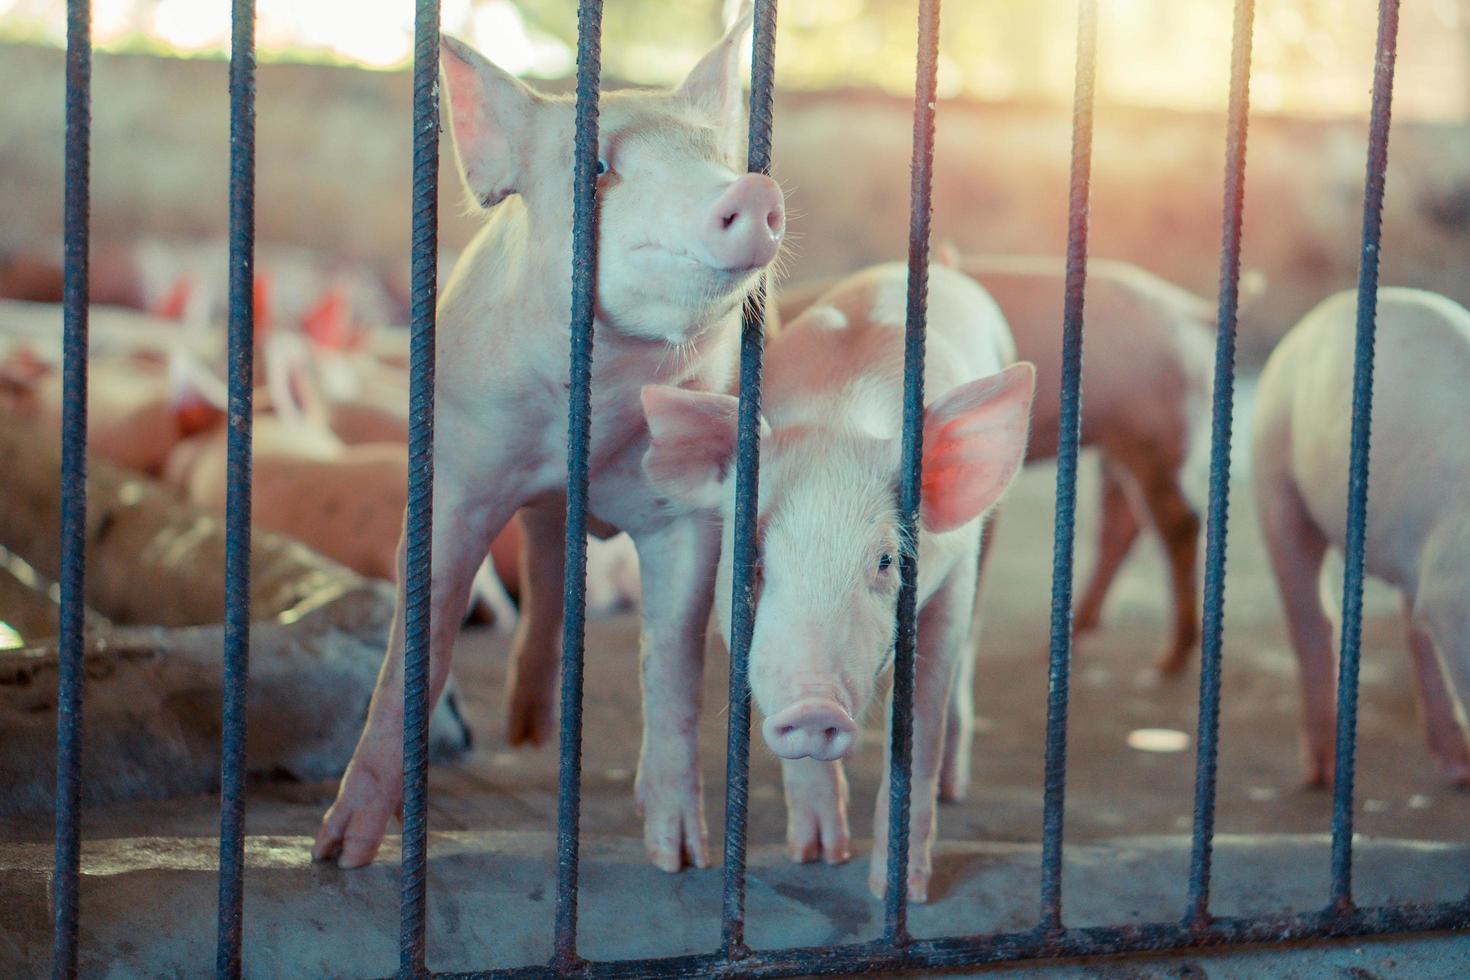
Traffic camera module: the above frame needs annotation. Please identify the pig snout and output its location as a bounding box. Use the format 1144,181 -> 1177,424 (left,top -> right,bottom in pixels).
762,698 -> 858,762
697,174 -> 785,272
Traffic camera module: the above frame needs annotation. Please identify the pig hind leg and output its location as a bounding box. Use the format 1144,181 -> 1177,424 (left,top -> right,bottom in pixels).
1073,458 -> 1144,635
504,502 -> 567,747
1120,451 -> 1201,674
1403,601 -> 1470,787
1255,464 -> 1336,787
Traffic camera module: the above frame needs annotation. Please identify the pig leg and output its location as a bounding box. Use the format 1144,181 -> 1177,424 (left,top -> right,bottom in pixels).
313,488 -> 511,869
870,560 -> 978,903
1255,467 -> 1336,787
1073,460 -> 1143,635
504,501 -> 567,747
1403,601 -> 1470,786
782,757 -> 851,864
630,517 -> 721,872
941,515 -> 998,802
1130,459 -> 1201,673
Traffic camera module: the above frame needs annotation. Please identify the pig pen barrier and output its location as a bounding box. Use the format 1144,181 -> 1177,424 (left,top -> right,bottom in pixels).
39,0 -> 1470,977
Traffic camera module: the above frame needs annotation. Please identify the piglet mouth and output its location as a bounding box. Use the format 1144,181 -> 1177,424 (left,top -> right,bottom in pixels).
630,242 -> 768,277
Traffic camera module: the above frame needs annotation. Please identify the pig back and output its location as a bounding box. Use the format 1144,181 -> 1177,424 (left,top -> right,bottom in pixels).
1269,287 -> 1470,583
966,258 -> 1214,463
762,263 -> 1013,434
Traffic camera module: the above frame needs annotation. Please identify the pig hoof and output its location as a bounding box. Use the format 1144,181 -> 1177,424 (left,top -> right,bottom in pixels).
1438,761 -> 1470,789
312,763 -> 399,870
1300,765 -> 1332,790
865,868 -> 931,904
786,826 -> 851,866
938,774 -> 969,803
638,780 -> 711,872
504,697 -> 554,747
1072,607 -> 1102,635
1154,647 -> 1191,675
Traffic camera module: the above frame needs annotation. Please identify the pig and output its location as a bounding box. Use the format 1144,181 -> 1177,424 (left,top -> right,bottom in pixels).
259,328 -> 522,631
776,252 -> 1218,673
0,343 -> 213,476
642,262 -> 1035,901
0,237 -> 399,333
311,7 -> 786,873
163,355 -> 410,586
1252,287 -> 1470,787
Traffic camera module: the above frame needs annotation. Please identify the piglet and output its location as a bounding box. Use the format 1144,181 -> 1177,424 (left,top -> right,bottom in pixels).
313,6 -> 786,873
0,344 -> 210,476
1253,287 -> 1470,787
778,251 -> 1219,673
644,262 -> 1034,901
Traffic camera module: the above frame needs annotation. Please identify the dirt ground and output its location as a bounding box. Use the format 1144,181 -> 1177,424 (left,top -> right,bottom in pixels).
7,437 -> 1467,855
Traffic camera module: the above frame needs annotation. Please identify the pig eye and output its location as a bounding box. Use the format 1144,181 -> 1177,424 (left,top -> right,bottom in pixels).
877,553 -> 893,573
595,158 -> 609,177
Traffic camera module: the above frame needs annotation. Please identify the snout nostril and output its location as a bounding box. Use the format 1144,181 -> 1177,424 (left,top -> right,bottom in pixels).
721,211 -> 738,230
778,725 -> 797,739
823,727 -> 838,741
767,209 -> 784,235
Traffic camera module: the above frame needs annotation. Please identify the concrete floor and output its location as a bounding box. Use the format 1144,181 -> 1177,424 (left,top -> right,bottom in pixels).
4,438 -> 1470,975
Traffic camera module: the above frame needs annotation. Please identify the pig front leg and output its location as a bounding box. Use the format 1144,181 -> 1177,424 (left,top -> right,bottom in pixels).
312,487 -> 510,869
504,501 -> 566,746
1254,458 -> 1336,787
941,515 -> 998,803
782,757 -> 852,864
631,517 -> 721,871
870,560 -> 978,903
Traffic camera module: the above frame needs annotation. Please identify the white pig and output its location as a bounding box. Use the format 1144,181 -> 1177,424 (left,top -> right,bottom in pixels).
313,8 -> 786,872
642,262 -> 1035,902
777,251 -> 1221,673
1253,287 -> 1470,787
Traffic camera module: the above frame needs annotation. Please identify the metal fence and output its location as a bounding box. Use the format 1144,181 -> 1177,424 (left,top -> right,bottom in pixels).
44,0 -> 1470,977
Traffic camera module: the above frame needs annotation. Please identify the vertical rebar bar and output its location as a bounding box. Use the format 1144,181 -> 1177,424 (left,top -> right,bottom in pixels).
1184,0 -> 1254,930
1038,0 -> 1097,936
720,0 -> 779,958
1330,0 -> 1399,915
884,0 -> 941,948
215,1 -> 257,975
400,1 -> 441,975
51,1 -> 91,976
552,1 -> 605,970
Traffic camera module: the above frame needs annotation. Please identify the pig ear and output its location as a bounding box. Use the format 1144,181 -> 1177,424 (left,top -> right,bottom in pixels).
920,362 -> 1036,534
441,34 -> 540,210
167,352 -> 228,436
641,384 -> 766,509
677,2 -> 753,147
263,332 -> 327,425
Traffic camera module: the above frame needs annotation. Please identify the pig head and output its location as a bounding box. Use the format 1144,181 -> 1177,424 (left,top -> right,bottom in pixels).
642,363 -> 1035,758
